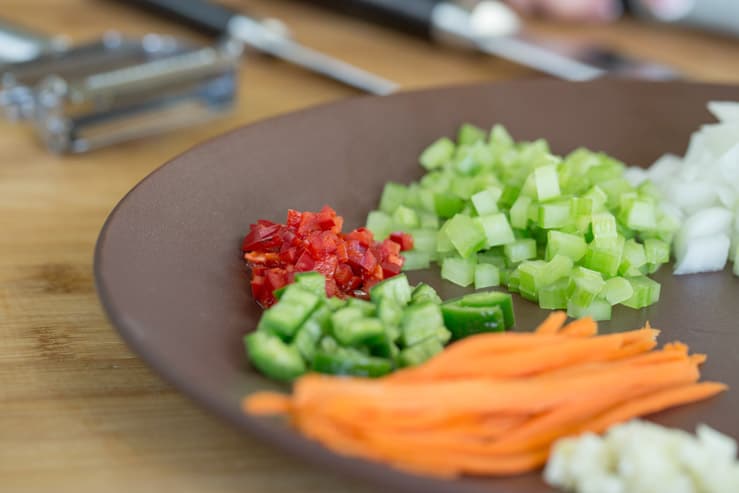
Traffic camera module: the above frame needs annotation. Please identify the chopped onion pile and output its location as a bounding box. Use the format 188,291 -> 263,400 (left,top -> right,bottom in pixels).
545,420 -> 739,493
629,101 -> 739,276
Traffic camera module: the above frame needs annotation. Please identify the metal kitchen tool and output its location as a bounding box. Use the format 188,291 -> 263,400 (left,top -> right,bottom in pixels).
32,38 -> 241,153
109,0 -> 399,95
0,31 -> 183,121
0,17 -> 67,65
296,0 -> 679,81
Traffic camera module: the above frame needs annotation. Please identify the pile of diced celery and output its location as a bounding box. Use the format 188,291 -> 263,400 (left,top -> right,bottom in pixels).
366,124 -> 678,320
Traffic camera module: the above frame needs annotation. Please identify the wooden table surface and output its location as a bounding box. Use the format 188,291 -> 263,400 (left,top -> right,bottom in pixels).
1,1 -> 738,491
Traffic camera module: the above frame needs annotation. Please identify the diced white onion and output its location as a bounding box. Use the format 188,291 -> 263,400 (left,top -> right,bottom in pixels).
544,420 -> 739,493
637,101 -> 739,276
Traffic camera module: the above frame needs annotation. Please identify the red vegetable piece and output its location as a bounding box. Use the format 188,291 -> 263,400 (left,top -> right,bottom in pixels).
295,250 -> 315,272
389,231 -> 414,251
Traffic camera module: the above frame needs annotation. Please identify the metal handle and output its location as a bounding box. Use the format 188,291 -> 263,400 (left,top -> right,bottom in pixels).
298,0 -> 442,38
110,0 -> 237,36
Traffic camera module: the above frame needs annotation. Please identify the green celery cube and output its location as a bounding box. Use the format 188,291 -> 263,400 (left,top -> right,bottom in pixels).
420,137 -> 455,170
546,231 -> 587,262
534,164 -> 561,201
471,186 -> 503,215
379,182 -> 408,213
510,195 -> 532,229
366,210 -> 392,240
445,214 -> 487,258
458,123 -> 486,145
568,266 -> 606,307
504,238 -> 537,263
392,205 -> 420,229
622,276 -> 661,309
537,200 -> 571,229
567,298 -> 612,321
441,256 -> 476,287
474,263 -> 500,289
538,279 -> 569,309
591,212 -> 618,239
475,213 -> 515,248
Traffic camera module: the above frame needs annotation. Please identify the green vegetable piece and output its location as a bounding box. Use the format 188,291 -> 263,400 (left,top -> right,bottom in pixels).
534,164 -> 561,201
377,297 -> 403,327
507,267 -> 521,293
489,124 -> 514,150
333,313 -> 386,347
504,238 -> 537,263
319,336 -> 339,352
446,213 -> 487,257
408,229 -> 437,253
476,213 -> 515,248
370,338 -> 400,359
398,337 -> 444,367
619,239 -> 647,276
475,263 -> 500,289
591,212 -> 618,239
517,260 -> 546,301
433,192 -> 466,218
400,303 -> 444,347
294,271 -> 326,297
538,278 -> 569,309
392,205 -> 420,229
644,238 -> 670,265
369,274 -> 412,306
582,236 -> 625,278
471,186 -> 503,215
419,137 -> 455,170
347,297 -> 376,316
441,255 -> 476,287
435,326 -> 452,345
477,250 -> 507,269
510,195 -> 532,230
366,210 -> 393,240
567,298 -> 612,321
537,200 -> 571,229
570,197 -> 592,217
436,227 -> 456,254
568,266 -> 606,307
546,231 -> 587,262
539,254 -> 574,287
293,317 -> 324,363
312,348 -> 393,377
324,297 -> 348,311
603,277 -> 634,306
622,276 -> 661,309
624,200 -> 657,231
245,331 -> 306,382
458,123 -> 486,145
441,303 -> 505,340
256,286 -> 321,341
457,291 -> 515,328
582,185 -> 608,213
419,212 -> 440,230
379,182 -> 408,213
499,185 -> 521,209
411,282 -> 442,305
401,250 -> 432,271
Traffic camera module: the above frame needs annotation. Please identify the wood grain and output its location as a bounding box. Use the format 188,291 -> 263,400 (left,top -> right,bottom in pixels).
1,1 -> 737,492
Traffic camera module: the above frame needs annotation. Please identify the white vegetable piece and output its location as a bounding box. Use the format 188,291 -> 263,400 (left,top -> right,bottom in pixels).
644,101 -> 739,276
708,101 -> 739,123
674,234 -> 730,275
544,420 -> 739,493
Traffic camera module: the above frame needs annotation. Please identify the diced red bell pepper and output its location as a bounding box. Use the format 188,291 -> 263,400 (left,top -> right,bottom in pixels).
389,231 -> 414,251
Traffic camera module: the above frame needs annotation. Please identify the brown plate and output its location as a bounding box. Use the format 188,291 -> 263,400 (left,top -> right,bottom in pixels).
95,80 -> 739,493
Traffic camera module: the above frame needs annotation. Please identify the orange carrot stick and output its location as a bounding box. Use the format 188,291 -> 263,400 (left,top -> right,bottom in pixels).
559,317 -> 597,337
243,392 -> 290,415
579,382 -> 728,434
535,311 -> 568,334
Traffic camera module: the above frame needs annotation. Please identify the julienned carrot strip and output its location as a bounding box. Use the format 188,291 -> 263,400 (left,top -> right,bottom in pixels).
604,337 -> 658,360
579,382 -> 728,434
535,311 -> 567,334
559,317 -> 597,337
243,392 -> 290,415
408,335 -> 624,379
